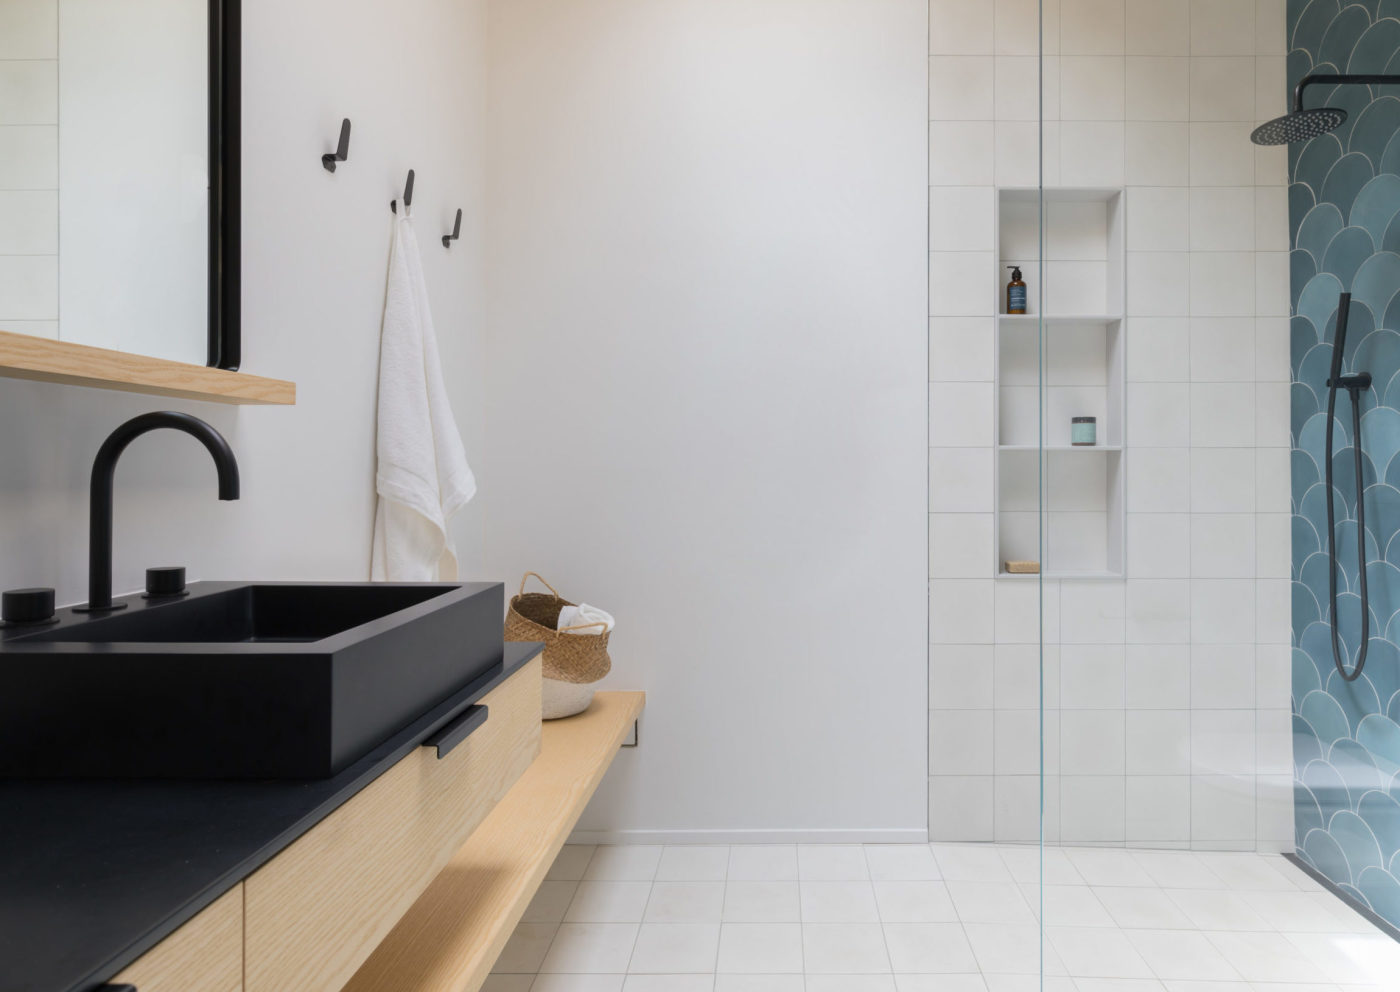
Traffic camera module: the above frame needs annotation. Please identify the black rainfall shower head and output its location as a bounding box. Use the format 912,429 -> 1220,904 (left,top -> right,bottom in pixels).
1250,107 -> 1348,145
1252,72 -> 1400,146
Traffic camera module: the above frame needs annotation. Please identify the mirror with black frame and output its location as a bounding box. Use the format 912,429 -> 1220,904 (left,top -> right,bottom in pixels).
0,0 -> 238,370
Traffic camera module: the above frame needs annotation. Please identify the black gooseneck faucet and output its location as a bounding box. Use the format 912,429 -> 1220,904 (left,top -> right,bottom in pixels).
81,412 -> 240,612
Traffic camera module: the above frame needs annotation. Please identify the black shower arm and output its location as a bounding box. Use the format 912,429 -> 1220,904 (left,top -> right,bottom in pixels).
1294,73 -> 1400,112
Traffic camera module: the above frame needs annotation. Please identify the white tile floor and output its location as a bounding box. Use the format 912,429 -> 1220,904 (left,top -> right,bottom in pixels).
484,843 -> 1400,992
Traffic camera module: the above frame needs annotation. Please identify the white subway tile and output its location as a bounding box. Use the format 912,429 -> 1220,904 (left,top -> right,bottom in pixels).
1190,252 -> 1256,317
1061,56 -> 1125,120
994,775 -> 1045,842
1128,382 -> 1190,446
1254,317 -> 1290,383
0,189 -> 56,254
929,0 -> 993,54
1190,645 -> 1256,708
1127,252 -> 1189,316
1061,122 -> 1125,186
1256,55 -> 1287,121
0,254 -> 56,319
1191,710 -> 1255,776
1253,447 -> 1288,513
1127,776 -> 1192,843
1190,514 -> 1256,577
994,709 -> 1042,776
995,57 -> 1043,122
0,60 -> 56,125
1061,644 -> 1126,708
1127,579 -> 1191,643
930,645 -> 995,710
1254,644 -> 1290,710
1128,448 -> 1191,512
1255,774 -> 1294,848
1255,710 -> 1292,777
996,643 -> 1058,710
1125,58 -> 1188,121
1191,775 -> 1257,843
930,777 -> 995,842
1127,513 -> 1191,578
996,0 -> 1045,55
1189,317 -> 1255,381
1126,0 -> 1188,56
994,121 -> 1042,187
1255,0 -> 1286,55
930,580 -> 995,644
1061,580 -> 1126,644
1189,188 -> 1256,251
931,252 -> 995,317
1127,187 -> 1190,250
1062,710 -> 1126,774
930,317 -> 995,382
1061,776 -> 1127,842
930,709 -> 995,776
930,122 -> 995,185
930,448 -> 994,512
1189,579 -> 1256,642
930,187 -> 995,252
1126,644 -> 1191,708
1127,122 -> 1189,185
930,513 -> 994,578
930,381 -> 994,447
1190,123 -> 1256,186
1190,58 -> 1256,121
1061,0 -> 1126,55
1190,382 -> 1255,447
1255,252 -> 1289,316
930,57 -> 995,120
995,579 -> 1041,644
1255,578 -> 1290,644
0,124 -> 56,188
0,0 -> 57,59
1126,709 -> 1191,773
1127,317 -> 1190,381
1191,0 -> 1255,55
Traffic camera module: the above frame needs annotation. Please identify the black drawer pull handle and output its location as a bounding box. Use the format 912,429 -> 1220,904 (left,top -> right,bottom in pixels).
423,705 -> 488,759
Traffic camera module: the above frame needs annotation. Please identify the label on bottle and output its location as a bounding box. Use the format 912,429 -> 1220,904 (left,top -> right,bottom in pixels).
1008,285 -> 1026,313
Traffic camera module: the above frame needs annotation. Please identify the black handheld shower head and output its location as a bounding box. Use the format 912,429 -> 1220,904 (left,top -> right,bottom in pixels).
1251,72 -> 1400,146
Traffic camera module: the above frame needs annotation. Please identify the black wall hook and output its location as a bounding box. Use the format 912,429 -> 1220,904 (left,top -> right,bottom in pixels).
391,169 -> 415,213
321,118 -> 351,173
442,208 -> 463,248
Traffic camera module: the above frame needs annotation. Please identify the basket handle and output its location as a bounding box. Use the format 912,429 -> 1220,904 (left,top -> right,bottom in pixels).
519,571 -> 561,598
559,620 -> 609,634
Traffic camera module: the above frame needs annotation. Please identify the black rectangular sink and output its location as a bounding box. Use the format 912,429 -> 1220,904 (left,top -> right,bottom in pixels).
0,581 -> 506,780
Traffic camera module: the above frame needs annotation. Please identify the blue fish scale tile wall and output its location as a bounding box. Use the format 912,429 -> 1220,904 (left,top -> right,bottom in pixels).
1291,0 -> 1400,927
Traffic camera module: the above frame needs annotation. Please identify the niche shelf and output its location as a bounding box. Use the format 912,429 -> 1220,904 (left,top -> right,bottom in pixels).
993,187 -> 1126,580
0,331 -> 295,405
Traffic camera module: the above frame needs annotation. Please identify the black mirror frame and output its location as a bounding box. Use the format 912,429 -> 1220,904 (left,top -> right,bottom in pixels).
208,0 -> 240,369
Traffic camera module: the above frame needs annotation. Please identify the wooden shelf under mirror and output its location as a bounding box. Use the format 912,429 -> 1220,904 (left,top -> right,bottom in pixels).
0,332 -> 295,406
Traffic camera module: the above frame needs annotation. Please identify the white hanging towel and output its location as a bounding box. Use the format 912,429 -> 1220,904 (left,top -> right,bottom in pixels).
371,208 -> 476,581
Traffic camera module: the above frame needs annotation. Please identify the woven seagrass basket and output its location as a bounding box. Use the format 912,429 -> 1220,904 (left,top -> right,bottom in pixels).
504,572 -> 612,685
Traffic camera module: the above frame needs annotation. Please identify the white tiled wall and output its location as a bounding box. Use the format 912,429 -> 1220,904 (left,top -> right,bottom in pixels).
928,0 -> 1292,851
0,0 -> 59,335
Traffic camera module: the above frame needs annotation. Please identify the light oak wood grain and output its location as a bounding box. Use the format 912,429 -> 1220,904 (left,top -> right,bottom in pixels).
343,690 -> 646,992
243,659 -> 542,992
109,884 -> 243,992
0,330 -> 295,404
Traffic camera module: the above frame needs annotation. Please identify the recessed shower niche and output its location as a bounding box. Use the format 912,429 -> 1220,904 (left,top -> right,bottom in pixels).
994,187 -> 1126,579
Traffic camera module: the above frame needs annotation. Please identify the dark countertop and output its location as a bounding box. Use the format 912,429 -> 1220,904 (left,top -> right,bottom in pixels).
0,641 -> 543,992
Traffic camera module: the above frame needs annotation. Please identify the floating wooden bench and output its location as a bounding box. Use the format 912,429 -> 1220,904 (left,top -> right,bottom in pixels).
343,690 -> 646,992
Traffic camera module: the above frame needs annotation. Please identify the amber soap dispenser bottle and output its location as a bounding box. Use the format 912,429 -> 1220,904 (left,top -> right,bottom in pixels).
1006,266 -> 1027,315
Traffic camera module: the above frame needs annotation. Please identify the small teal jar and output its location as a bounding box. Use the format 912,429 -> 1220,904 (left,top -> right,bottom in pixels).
1072,416 -> 1097,446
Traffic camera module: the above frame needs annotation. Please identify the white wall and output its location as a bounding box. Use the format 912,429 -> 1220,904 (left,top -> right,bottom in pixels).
0,0 -> 488,607
483,0 -> 930,842
927,0 -> 1294,851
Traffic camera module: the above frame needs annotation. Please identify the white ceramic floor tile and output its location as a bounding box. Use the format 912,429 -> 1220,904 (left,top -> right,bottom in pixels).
932,845 -> 1016,882
621,977 -> 714,992
712,978 -> 802,992
1205,931 -> 1330,984
892,977 -> 989,992
1074,981 -> 1167,992
883,922 -> 980,973
627,924 -> 720,975
656,846 -> 731,882
547,845 -> 598,881
1066,849 -> 1157,887
1002,846 -> 1085,885
715,923 -> 803,974
524,881 -> 580,923
1126,929 -> 1242,981
1235,890 -> 1353,932
531,978 -> 625,992
1281,930 -> 1400,985
806,977 -> 897,992
567,882 -> 655,923
540,923 -> 640,974
947,881 -> 1037,924
481,977 -> 534,992
585,847 -> 665,882
1048,925 -> 1155,978
1094,887 -> 1196,930
645,882 -> 726,924
873,881 -> 959,923
496,923 -> 559,973
727,846 -> 798,881
865,844 -> 942,880
961,923 -> 1049,976
1165,890 -> 1271,931
1029,883 -> 1116,927
800,880 -> 881,922
1130,852 -> 1228,890
798,845 -> 870,880
721,881 -> 800,923
801,923 -> 892,973
1192,854 -> 1299,891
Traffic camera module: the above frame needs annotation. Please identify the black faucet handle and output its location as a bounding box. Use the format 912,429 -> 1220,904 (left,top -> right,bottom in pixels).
145,567 -> 189,599
2,588 -> 56,626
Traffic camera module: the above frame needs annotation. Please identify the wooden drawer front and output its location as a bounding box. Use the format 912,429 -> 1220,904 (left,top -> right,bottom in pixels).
110,885 -> 243,992
243,658 -> 541,992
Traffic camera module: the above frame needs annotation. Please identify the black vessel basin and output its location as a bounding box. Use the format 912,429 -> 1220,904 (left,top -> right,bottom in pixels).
0,581 -> 505,780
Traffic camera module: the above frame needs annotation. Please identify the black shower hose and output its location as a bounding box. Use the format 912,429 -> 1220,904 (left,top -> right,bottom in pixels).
1325,292 -> 1369,683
